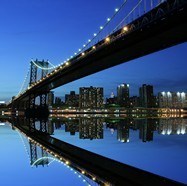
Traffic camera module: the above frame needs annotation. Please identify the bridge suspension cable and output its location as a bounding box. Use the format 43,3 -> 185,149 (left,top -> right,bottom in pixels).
14,59 -> 57,99
59,0 -> 167,66
31,59 -> 56,70
18,66 -> 30,95
78,0 -> 128,52
113,0 -> 143,32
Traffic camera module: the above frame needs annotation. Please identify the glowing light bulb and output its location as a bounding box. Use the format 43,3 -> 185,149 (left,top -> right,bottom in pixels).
123,26 -> 128,32
105,37 -> 110,42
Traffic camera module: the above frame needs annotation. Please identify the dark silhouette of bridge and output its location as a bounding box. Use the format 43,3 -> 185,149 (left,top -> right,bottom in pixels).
8,0 -> 187,111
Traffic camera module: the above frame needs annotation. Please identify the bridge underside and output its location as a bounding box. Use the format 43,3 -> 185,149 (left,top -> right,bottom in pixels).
46,4 -> 187,91
10,1 -> 187,107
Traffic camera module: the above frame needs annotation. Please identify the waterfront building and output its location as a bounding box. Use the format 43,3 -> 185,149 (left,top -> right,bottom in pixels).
106,92 -> 118,106
139,84 -> 155,108
158,91 -> 187,108
65,91 -> 79,107
48,91 -> 54,106
117,83 -> 130,107
129,96 -> 139,107
79,86 -> 104,109
54,97 -> 62,106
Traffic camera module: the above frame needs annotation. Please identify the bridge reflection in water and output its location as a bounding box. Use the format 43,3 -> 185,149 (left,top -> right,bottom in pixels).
8,116 -> 186,186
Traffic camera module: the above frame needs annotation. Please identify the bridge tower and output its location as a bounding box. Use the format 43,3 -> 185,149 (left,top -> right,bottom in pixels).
28,60 -> 49,112
38,60 -> 49,109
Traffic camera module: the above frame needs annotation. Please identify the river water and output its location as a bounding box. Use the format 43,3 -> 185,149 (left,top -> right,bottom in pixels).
0,116 -> 187,185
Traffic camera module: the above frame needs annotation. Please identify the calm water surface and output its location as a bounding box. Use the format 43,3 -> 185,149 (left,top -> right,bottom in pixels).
1,116 -> 187,185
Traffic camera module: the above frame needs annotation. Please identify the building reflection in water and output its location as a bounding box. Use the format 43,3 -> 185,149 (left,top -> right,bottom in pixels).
158,118 -> 186,135
79,118 -> 103,140
45,116 -> 187,143
106,118 -> 187,143
117,120 -> 130,143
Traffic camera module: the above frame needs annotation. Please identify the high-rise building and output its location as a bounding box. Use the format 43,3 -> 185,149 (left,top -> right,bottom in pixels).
117,83 -> 130,107
106,92 -> 117,105
139,84 -> 155,108
48,91 -> 54,106
54,97 -> 62,106
129,96 -> 139,107
65,91 -> 79,107
158,91 -> 187,108
79,86 -> 103,109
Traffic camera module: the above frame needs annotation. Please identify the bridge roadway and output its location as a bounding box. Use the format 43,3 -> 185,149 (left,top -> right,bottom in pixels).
10,0 -> 187,106
13,120 -> 183,186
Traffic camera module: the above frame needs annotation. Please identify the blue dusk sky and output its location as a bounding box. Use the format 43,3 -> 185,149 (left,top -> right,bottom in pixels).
0,0 -> 186,102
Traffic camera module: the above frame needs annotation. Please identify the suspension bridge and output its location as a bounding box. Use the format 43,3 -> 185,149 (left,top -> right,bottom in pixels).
7,0 -> 187,112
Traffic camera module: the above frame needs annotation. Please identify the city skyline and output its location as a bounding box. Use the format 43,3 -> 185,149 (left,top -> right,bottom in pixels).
50,84 -> 187,109
53,83 -> 187,101
0,0 -> 187,102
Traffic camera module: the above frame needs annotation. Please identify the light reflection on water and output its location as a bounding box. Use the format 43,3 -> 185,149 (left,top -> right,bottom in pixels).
0,116 -> 187,185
